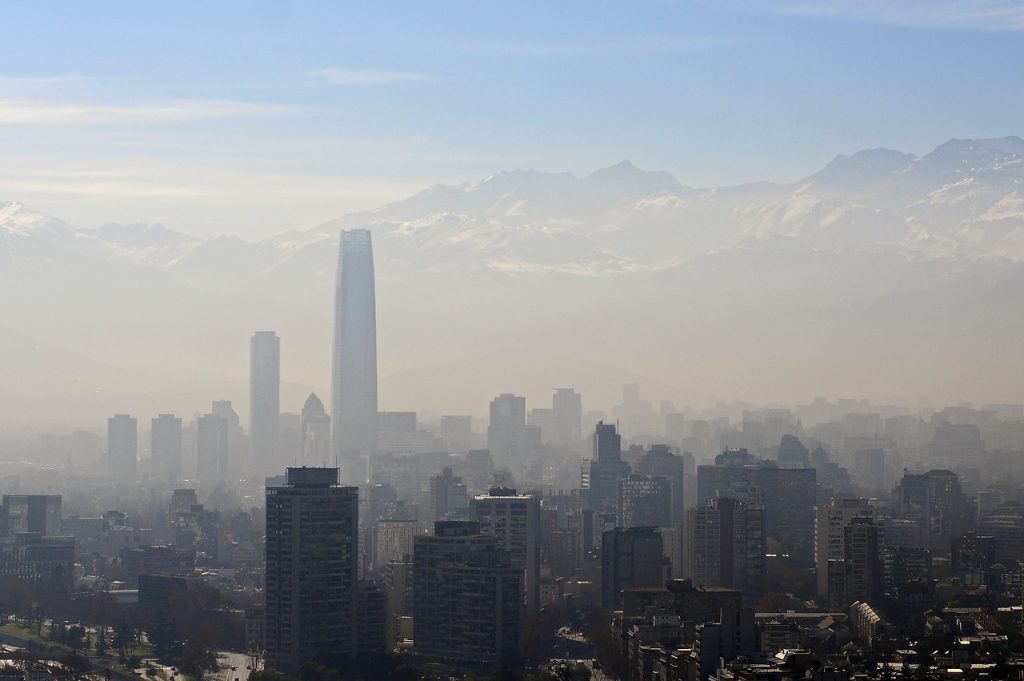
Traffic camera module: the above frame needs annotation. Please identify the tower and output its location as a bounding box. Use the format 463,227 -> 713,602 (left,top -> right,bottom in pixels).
107,414 -> 137,480
250,331 -> 280,479
151,414 -> 182,484
265,468 -> 358,674
332,229 -> 378,481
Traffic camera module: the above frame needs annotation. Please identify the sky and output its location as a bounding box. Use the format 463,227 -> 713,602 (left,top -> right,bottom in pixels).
0,0 -> 1022,237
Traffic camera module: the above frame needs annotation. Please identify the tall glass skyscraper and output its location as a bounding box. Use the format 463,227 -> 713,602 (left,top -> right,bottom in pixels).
332,229 -> 378,481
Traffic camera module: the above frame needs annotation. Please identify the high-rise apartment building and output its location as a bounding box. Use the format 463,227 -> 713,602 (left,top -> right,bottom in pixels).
250,331 -> 280,479
332,229 -> 379,480
107,414 -> 138,480
815,498 -> 874,597
686,489 -> 766,601
413,521 -> 522,670
151,414 -> 182,484
265,468 -> 358,674
898,469 -> 968,551
470,487 -> 542,612
196,413 -> 229,487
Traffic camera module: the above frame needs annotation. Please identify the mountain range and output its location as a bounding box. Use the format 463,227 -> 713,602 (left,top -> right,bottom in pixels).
2,136 -> 1023,428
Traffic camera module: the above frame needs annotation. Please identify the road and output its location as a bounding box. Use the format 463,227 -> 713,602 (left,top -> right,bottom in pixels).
212,651 -> 256,681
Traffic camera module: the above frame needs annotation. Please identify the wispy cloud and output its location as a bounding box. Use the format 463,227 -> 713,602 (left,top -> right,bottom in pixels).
0,98 -> 294,124
741,0 -> 1024,31
314,67 -> 428,86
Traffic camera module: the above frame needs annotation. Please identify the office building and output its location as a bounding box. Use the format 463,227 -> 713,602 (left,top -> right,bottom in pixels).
601,526 -> 665,607
429,467 -> 468,521
898,469 -> 968,552
588,422 -> 631,515
636,445 -> 685,524
211,400 -> 243,477
618,475 -> 672,528
1,495 -> 62,537
265,468 -> 358,674
413,521 -> 522,669
698,448 -> 816,565
196,413 -> 230,487
107,414 -> 138,480
487,393 -> 539,463
332,229 -> 379,479
441,415 -> 473,453
551,388 -> 582,453
471,488 -> 542,612
151,414 -> 182,484
250,331 -> 281,478
928,423 -> 984,470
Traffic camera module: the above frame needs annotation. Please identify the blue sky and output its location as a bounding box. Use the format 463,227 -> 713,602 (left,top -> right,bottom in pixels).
0,0 -> 1022,236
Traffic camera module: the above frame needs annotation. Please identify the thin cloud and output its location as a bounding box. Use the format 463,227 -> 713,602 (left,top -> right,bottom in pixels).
0,98 -> 294,125
742,0 -> 1024,31
315,68 -> 428,86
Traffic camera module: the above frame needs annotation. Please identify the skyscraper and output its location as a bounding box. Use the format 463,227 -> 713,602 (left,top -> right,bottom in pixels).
588,422 -> 630,515
332,229 -> 378,481
551,388 -> 582,454
413,521 -> 522,670
151,414 -> 182,484
265,468 -> 358,674
250,331 -> 280,479
107,414 -> 137,480
470,487 -> 542,612
196,413 -> 229,487
686,488 -> 766,601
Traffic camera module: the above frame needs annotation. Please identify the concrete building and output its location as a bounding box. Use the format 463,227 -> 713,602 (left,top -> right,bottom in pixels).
413,521 -> 522,670
815,498 -> 874,598
107,414 -> 138,480
429,466 -> 468,521
698,448 -> 816,566
264,468 -> 358,674
588,422 -> 631,515
196,413 -> 230,487
250,331 -> 280,479
686,489 -> 766,601
601,526 -> 665,607
487,394 -> 539,464
618,475 -> 672,529
151,414 -> 182,484
471,487 -> 542,612
636,445 -> 686,525
440,415 -> 473,453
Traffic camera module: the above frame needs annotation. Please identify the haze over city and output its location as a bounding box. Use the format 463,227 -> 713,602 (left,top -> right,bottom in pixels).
2,3 -> 1024,681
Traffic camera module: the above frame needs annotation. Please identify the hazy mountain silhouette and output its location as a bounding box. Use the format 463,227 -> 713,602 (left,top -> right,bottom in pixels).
2,137 -> 1023,424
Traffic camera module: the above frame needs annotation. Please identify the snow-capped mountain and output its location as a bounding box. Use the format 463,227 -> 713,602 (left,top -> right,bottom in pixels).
2,137 -> 1024,424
